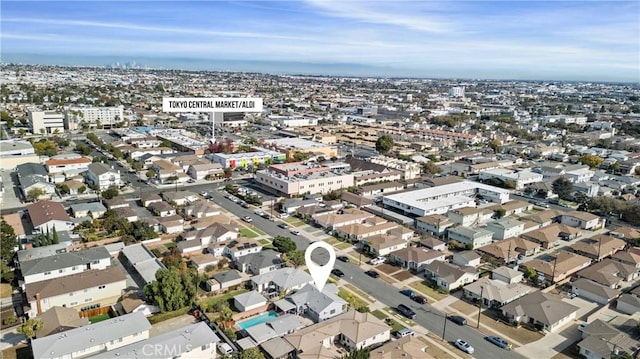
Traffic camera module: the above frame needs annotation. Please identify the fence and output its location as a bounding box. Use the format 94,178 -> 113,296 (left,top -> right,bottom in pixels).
79,306 -> 112,318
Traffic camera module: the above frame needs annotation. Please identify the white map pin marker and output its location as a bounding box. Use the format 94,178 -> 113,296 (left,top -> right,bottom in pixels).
305,241 -> 336,293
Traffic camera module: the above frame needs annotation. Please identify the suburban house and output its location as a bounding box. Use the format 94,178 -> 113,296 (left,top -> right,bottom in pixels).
36,306 -> 90,337
492,266 -> 524,284
280,283 -> 347,323
140,192 -> 162,207
235,249 -> 283,275
161,190 -> 199,206
419,236 -> 447,251
158,215 -> 184,234
242,314 -> 305,348
576,258 -> 638,289
451,251 -> 482,267
205,269 -> 246,292
424,261 -> 479,291
447,226 -> 493,249
30,312 -> 152,359
388,247 -> 446,272
150,159 -> 183,184
361,233 -> 410,256
570,278 -> 621,305
577,319 -> 640,359
223,238 -> 263,261
559,212 -> 605,230
524,251 -> 592,283
335,220 -> 399,242
184,223 -> 239,247
251,267 -> 313,297
501,291 -> 579,332
284,311 -> 391,358
485,218 -> 525,241
26,200 -> 74,234
184,200 -> 221,218
446,206 -> 493,227
611,249 -> 640,269
486,200 -> 533,217
103,197 -> 129,210
86,162 -> 121,190
92,322 -> 220,359
616,287 -> 640,315
569,235 -> 626,261
147,201 -> 176,216
521,224 -> 581,249
477,237 -> 540,263
313,208 -> 375,230
234,290 -> 269,312
69,202 -> 107,219
24,265 -> 127,317
415,214 -> 453,237
463,277 -> 534,308
187,162 -> 224,180
369,336 -> 430,359
114,207 -> 138,222
17,246 -> 111,288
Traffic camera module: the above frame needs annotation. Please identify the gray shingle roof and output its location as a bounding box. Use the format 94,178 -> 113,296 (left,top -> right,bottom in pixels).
234,290 -> 268,308
20,246 -> 110,276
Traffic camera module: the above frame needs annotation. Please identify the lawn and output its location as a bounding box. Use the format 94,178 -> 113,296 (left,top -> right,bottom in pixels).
478,310 -> 544,345
384,307 -> 415,326
88,313 -> 111,323
283,217 -> 306,227
0,283 -> 12,298
450,299 -> 479,316
408,280 -> 448,301
258,239 -> 271,245
344,284 -> 373,303
239,228 -> 259,238
164,242 -> 176,250
334,242 -> 352,250
371,309 -> 387,320
252,227 -> 266,235
337,288 -> 369,309
325,237 -> 339,245
199,289 -> 249,311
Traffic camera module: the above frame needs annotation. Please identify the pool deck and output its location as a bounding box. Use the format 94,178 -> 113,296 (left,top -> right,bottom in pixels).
235,311 -> 279,330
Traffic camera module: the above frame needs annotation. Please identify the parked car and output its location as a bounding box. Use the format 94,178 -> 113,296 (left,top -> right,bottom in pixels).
365,270 -> 379,278
369,256 -> 386,265
242,216 -> 253,223
486,336 -> 511,349
337,255 -> 350,262
400,289 -> 415,298
396,304 -> 416,320
394,328 -> 414,338
217,343 -> 233,355
290,230 -> 300,236
449,316 -> 467,325
455,339 -> 474,354
412,295 -> 427,304
331,269 -> 345,277
278,213 -> 290,219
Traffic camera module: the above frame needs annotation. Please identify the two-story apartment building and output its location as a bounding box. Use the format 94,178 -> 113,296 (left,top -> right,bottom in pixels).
254,162 -> 354,197
447,226 -> 494,249
86,163 -> 121,190
46,156 -> 92,175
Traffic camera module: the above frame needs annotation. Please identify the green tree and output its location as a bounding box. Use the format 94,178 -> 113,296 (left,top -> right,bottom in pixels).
375,135 -> 394,154
272,236 -> 296,254
75,142 -> 91,155
27,188 -> 45,202
57,183 -> 70,195
1,261 -> 14,283
488,139 -> 502,153
145,169 -> 156,179
78,185 -> 87,194
552,177 -> 573,200
283,250 -> 305,267
102,187 -> 119,200
523,267 -> 537,279
292,151 -> 310,162
17,318 -> 44,339
578,154 -> 604,169
495,208 -> 506,218
144,268 -> 199,312
0,219 -> 18,263
33,139 -> 57,156
239,347 -> 265,359
422,161 -> 442,175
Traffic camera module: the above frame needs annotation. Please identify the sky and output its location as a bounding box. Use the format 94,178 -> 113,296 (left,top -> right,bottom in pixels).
1,0 -> 639,82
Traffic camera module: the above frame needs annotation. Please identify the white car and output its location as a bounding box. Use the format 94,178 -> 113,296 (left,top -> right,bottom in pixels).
455,339 -> 474,354
278,213 -> 289,219
369,256 -> 386,265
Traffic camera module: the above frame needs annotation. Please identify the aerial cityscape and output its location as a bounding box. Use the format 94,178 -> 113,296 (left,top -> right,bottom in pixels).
1,1 -> 639,359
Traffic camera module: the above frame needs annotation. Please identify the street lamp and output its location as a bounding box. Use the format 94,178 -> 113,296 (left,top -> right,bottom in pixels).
477,286 -> 484,328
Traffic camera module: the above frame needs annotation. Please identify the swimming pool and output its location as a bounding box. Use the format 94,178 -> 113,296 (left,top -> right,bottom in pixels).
236,311 -> 279,330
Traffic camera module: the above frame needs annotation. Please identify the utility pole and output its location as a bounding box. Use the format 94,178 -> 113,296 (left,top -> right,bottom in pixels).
477,286 -> 484,328
442,312 -> 448,340
551,251 -> 559,284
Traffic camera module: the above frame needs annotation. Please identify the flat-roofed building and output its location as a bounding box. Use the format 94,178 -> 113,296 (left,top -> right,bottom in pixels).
383,181 -> 510,217
263,138 -> 337,161
28,110 -> 64,135
65,106 -> 124,131
255,162 -> 353,197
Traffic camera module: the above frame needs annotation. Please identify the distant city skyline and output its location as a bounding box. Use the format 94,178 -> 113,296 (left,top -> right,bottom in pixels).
1,1 -> 639,82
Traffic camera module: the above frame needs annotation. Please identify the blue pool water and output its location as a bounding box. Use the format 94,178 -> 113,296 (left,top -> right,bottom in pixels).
237,311 -> 279,330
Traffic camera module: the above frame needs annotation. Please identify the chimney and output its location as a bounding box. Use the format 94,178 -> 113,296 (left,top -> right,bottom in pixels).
35,292 -> 42,315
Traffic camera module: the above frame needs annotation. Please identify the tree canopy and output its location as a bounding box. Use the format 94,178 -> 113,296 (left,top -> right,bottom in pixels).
143,267 -> 200,312
1,219 -> 17,264
102,187 -> 119,200
579,154 -> 604,169
552,177 -> 573,200
33,139 -> 57,157
272,236 -> 296,254
375,135 -> 394,154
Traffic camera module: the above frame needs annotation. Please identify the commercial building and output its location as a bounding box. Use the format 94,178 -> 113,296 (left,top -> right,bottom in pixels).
255,162 -> 354,197
65,106 -> 124,131
263,138 -> 337,161
209,148 -> 285,169
28,110 -> 64,135
0,140 -> 39,170
269,115 -> 319,127
382,181 -> 510,217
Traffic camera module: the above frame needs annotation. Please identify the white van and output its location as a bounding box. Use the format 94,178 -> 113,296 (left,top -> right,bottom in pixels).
217,343 -> 233,355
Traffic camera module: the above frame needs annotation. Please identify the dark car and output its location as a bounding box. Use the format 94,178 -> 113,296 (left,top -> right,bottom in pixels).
397,304 -> 416,319
365,270 -> 379,278
331,269 -> 345,277
278,223 -> 289,229
337,255 -> 350,262
449,315 -> 467,325
486,336 -> 511,349
400,289 -> 415,298
412,295 -> 427,304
